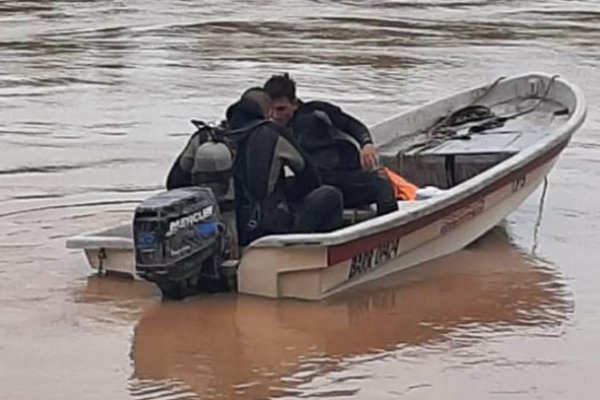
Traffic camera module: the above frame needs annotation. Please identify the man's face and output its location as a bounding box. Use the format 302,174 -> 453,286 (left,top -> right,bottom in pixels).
269,97 -> 297,126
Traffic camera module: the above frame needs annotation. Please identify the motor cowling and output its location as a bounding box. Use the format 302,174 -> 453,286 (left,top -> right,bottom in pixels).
134,187 -> 231,300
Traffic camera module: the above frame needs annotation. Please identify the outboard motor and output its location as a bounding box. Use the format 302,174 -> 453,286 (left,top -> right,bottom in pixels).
134,187 -> 235,300
136,120 -> 241,300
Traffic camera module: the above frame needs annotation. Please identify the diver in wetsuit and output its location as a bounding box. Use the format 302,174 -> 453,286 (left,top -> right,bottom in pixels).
264,73 -> 398,216
225,88 -> 343,246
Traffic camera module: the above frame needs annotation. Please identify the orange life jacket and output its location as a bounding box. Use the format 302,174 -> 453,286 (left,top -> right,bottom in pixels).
380,167 -> 417,201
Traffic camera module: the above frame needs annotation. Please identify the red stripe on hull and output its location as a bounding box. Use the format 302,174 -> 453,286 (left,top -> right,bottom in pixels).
327,140 -> 568,266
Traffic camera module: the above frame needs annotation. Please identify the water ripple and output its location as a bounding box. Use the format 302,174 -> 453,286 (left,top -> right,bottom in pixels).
1,0 -> 597,398
0,157 -> 152,176
129,379 -> 199,400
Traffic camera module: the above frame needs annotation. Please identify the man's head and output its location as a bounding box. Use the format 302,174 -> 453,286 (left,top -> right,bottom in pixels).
241,87 -> 272,118
263,73 -> 298,126
226,87 -> 272,129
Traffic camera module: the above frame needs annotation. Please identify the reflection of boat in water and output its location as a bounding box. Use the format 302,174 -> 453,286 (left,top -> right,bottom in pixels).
127,228 -> 571,399
73,276 -> 156,325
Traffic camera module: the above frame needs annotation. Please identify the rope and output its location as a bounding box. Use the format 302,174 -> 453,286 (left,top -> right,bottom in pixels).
405,75 -> 559,155
532,176 -> 549,256
498,74 -> 559,120
425,76 -> 506,137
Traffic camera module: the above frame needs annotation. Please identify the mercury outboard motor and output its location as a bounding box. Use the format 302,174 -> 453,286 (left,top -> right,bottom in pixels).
134,187 -> 235,300
135,121 -> 242,300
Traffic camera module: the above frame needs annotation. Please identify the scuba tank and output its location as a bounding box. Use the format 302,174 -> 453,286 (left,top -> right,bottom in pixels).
179,120 -> 236,205
189,141 -> 235,201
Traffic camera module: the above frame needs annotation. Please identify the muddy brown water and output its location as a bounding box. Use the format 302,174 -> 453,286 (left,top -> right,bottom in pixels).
1,1 -> 600,399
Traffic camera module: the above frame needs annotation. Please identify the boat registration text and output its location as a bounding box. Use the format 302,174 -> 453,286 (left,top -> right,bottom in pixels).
348,237 -> 401,279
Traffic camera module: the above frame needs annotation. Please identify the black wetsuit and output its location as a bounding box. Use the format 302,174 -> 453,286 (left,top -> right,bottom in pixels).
290,100 -> 398,215
225,98 -> 343,245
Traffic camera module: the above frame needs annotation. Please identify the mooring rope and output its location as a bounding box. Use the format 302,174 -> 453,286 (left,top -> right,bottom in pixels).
405,75 -> 560,155
532,176 -> 550,256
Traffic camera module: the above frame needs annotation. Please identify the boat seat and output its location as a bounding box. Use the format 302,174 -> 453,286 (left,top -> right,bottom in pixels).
342,196 -> 436,225
342,204 -> 377,225
382,131 -> 543,189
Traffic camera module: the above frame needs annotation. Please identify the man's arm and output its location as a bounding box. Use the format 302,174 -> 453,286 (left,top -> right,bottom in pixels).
306,101 -> 372,146
245,126 -> 320,202
165,156 -> 192,190
307,100 -> 378,171
272,134 -> 321,200
165,132 -> 206,190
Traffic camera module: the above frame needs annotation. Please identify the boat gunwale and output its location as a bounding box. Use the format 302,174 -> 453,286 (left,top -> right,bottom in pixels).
66,222 -> 132,250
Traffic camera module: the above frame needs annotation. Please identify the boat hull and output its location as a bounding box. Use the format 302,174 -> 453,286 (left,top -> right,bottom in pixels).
238,147 -> 558,299
67,223 -> 137,278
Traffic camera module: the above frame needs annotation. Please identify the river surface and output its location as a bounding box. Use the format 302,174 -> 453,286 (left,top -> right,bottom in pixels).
1,1 -> 600,399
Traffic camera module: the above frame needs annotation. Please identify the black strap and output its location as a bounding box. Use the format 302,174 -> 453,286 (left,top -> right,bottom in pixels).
225,120 -> 270,138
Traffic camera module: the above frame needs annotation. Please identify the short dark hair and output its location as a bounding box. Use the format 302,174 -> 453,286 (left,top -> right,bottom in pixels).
241,86 -> 265,97
241,87 -> 271,116
264,73 -> 296,101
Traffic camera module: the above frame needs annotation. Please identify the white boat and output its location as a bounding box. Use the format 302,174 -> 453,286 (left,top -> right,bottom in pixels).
66,72 -> 586,300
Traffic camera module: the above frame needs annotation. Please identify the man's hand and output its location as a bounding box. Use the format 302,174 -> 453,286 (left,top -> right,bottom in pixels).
360,143 -> 378,172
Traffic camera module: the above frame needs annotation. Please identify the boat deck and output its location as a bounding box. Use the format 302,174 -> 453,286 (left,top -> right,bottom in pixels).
379,97 -> 571,188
